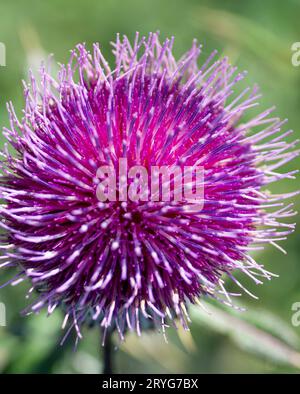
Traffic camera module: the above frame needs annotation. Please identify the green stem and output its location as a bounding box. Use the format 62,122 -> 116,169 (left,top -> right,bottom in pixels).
102,329 -> 113,374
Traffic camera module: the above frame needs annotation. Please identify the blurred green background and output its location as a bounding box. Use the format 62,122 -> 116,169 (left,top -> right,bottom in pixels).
0,0 -> 300,373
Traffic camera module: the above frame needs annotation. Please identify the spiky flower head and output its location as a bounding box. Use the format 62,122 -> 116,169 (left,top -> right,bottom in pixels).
0,33 -> 298,342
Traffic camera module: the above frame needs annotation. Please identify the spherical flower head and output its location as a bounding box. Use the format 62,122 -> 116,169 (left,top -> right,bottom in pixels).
0,33 -> 298,342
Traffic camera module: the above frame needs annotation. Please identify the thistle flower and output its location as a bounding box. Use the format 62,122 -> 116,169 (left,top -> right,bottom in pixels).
0,33 -> 298,343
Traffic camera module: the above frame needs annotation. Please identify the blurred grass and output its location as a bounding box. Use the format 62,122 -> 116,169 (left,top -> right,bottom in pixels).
0,0 -> 300,373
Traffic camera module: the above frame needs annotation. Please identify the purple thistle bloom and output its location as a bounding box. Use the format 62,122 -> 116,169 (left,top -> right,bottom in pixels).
0,33 -> 298,343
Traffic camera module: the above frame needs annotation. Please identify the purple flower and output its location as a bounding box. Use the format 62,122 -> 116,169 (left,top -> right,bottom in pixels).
0,33 -> 298,342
